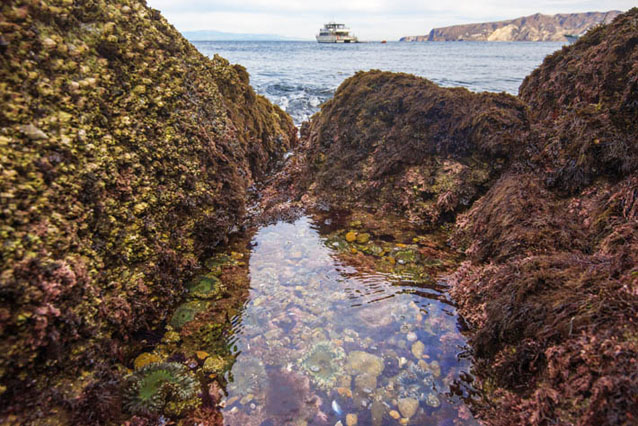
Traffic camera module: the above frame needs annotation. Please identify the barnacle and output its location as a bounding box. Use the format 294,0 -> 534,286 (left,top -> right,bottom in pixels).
123,362 -> 199,417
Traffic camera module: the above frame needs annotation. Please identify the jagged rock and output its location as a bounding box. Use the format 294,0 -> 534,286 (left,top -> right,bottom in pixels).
0,0 -> 296,422
291,69 -> 528,226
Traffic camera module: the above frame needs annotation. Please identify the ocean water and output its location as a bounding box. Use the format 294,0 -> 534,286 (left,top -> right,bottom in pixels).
193,40 -> 565,125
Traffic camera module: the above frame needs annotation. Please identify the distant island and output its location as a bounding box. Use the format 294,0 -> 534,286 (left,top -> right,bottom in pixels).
400,11 -> 620,42
182,30 -> 300,41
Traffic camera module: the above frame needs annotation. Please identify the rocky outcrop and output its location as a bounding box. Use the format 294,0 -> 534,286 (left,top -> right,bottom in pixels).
400,11 -> 621,42
0,0 -> 295,421
293,9 -> 638,423
279,71 -> 528,226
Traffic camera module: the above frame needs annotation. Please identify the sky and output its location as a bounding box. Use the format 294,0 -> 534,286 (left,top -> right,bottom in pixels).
146,1 -> 636,41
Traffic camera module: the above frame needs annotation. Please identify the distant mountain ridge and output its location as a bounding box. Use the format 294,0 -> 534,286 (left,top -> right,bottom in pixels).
183,30 -> 299,41
400,11 -> 621,42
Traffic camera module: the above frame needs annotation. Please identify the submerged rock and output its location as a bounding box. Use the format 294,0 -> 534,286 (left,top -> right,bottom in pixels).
398,397 -> 419,418
345,351 -> 385,378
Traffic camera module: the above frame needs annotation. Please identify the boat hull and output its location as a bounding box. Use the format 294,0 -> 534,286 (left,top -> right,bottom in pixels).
316,35 -> 358,43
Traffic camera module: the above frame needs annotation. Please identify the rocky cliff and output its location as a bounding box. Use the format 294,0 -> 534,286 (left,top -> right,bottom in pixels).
285,9 -> 638,424
400,11 -> 621,42
0,0 -> 295,421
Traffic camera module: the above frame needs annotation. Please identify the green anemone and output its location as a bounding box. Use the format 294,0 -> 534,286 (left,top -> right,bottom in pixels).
187,275 -> 222,299
123,362 -> 199,417
169,301 -> 208,330
299,341 -> 345,390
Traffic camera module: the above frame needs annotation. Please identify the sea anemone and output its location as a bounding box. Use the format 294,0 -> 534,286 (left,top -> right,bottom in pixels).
299,341 -> 345,390
123,362 -> 199,417
187,275 -> 223,299
169,301 -> 208,330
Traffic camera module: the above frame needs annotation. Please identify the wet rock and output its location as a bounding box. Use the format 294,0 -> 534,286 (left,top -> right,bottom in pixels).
354,373 -> 377,394
292,70 -> 527,226
398,397 -> 419,418
411,341 -> 425,359
370,401 -> 385,426
346,413 -> 358,426
0,0 -> 297,419
345,351 -> 385,378
425,392 -> 440,408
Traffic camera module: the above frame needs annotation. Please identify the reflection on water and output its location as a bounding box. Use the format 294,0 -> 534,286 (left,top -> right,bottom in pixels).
222,216 -> 477,425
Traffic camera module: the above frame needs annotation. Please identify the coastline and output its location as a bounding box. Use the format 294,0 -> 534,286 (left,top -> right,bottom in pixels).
1,1 -> 636,423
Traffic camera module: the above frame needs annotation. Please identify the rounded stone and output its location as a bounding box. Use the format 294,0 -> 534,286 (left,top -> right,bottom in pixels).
345,351 -> 385,377
411,341 -> 425,359
346,413 -> 358,426
398,397 -> 419,418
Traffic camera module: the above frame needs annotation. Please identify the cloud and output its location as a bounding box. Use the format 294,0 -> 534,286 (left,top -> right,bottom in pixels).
146,1 -> 636,39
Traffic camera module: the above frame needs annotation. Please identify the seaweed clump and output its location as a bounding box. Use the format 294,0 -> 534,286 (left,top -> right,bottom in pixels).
447,10 -> 638,424
123,362 -> 200,417
276,70 -> 528,226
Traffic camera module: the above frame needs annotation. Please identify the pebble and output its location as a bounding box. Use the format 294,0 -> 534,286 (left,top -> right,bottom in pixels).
345,231 -> 357,242
389,410 -> 401,420
398,397 -> 419,418
346,413 -> 358,426
411,341 -> 425,359
406,332 -> 417,342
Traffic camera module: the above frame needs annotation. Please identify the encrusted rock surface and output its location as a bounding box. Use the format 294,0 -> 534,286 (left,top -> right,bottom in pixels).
280,70 -> 527,226
288,8 -> 638,424
0,0 -> 295,421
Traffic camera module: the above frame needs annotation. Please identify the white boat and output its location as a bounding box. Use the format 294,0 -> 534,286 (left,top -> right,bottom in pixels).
316,22 -> 358,43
